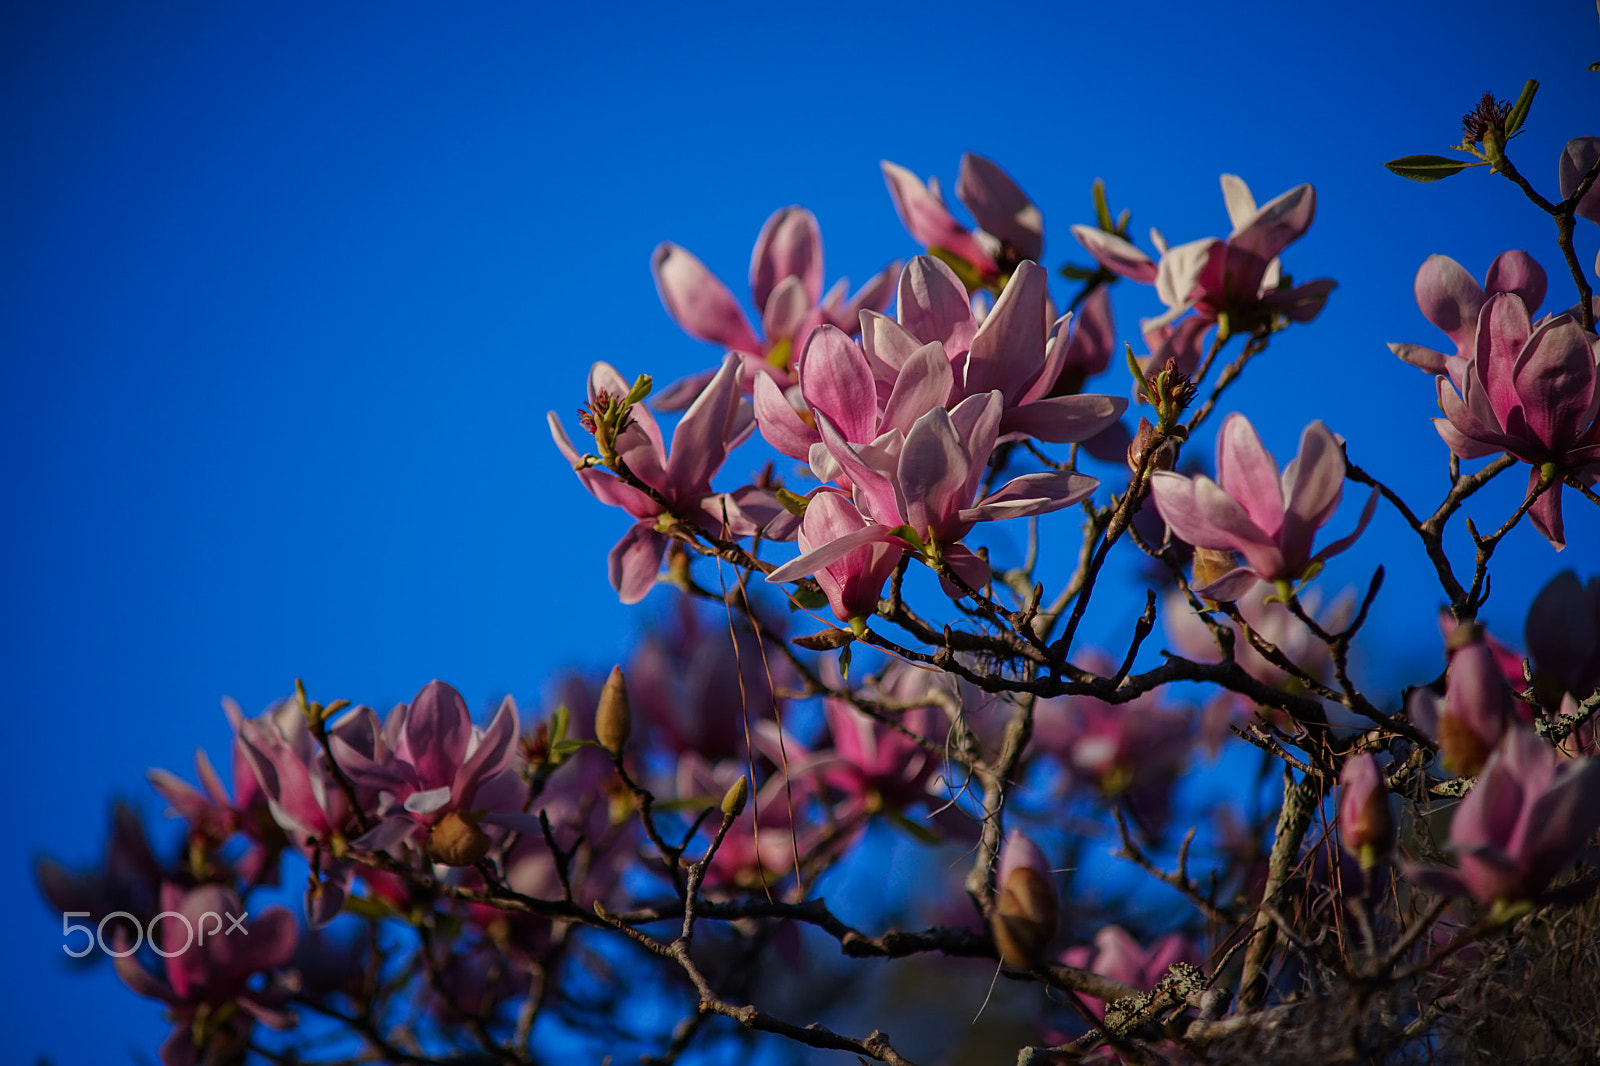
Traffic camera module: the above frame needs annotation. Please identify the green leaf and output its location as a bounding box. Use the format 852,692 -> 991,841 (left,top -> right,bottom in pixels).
1091,178 -> 1113,231
788,586 -> 828,610
1384,155 -> 1471,182
1504,79 -> 1539,136
1589,61 -> 1600,71
1058,262 -> 1099,281
550,738 -> 599,757
550,703 -> 570,744
839,644 -> 852,679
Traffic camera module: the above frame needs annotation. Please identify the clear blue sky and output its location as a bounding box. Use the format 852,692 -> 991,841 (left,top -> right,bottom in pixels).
3,2 -> 1595,1061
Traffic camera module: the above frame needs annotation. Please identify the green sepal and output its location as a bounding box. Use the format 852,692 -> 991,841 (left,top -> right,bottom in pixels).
839,644 -> 852,679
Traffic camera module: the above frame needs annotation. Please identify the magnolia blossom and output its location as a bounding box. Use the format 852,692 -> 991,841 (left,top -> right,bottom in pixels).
1559,136 -> 1600,228
651,206 -> 898,404
881,154 -> 1042,283
549,355 -> 755,603
1406,729 -> 1600,907
766,391 -> 1098,593
1389,251 -> 1547,375
115,884 -> 298,1066
331,681 -> 534,866
1072,174 -> 1334,337
1433,292 -> 1600,549
235,695 -> 384,924
1060,926 -> 1199,1017
1150,414 -> 1375,600
1409,634 -> 1522,778
861,257 -> 1127,446
1525,569 -> 1600,702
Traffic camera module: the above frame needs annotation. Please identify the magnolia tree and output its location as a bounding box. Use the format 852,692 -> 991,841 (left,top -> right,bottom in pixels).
39,75 -> 1600,1066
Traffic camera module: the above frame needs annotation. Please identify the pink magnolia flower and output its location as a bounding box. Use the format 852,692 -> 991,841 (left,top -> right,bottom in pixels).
234,695 -> 386,924
1073,174 -> 1334,337
765,391 -> 1099,594
1410,629 -> 1532,777
148,706 -> 286,887
1032,652 -> 1193,830
881,154 -> 1041,285
628,595 -> 790,762
651,206 -> 898,405
115,883 -> 298,1066
1406,728 -> 1600,907
1432,292 -> 1600,549
36,800 -> 165,933
1060,926 -> 1200,1017
860,257 -> 1127,446
1390,251 -> 1547,375
1150,414 -> 1376,600
1559,136 -> 1600,227
1525,569 -> 1600,702
751,320 -> 953,485
815,695 -> 942,819
331,681 -> 534,865
549,354 -> 755,603
795,490 -> 904,623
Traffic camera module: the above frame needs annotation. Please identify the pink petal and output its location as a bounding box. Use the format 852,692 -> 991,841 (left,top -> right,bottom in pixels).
608,522 -> 668,604
798,326 -> 879,443
651,243 -> 761,352
750,206 -> 823,309
879,341 -> 954,435
999,394 -> 1126,445
881,161 -> 995,272
1485,250 -> 1547,312
897,255 -> 977,353
1228,183 -> 1315,265
1215,414 -> 1285,537
956,153 -> 1042,261
1071,225 -> 1157,284
964,260 -> 1048,401
752,373 -> 816,461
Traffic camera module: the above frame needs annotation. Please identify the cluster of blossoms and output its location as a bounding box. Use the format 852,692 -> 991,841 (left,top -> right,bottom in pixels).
43,105 -> 1600,1066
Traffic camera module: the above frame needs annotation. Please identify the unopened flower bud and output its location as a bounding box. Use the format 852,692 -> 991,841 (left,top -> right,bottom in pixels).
1338,753 -> 1394,872
1438,638 -> 1513,777
1127,417 -> 1179,476
721,775 -> 749,818
425,810 -> 491,867
595,665 -> 631,756
990,830 -> 1058,971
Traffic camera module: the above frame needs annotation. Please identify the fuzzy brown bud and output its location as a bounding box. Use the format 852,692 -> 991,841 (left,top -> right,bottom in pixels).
425,810 -> 491,867
990,831 -> 1058,971
1127,417 -> 1178,475
595,665 -> 631,756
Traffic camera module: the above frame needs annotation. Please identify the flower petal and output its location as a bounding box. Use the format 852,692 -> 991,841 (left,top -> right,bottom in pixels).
651,243 -> 761,352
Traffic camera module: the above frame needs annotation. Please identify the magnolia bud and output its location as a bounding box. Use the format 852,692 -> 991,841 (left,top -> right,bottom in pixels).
1127,417 -> 1178,475
721,775 -> 749,818
1338,753 -> 1394,872
1439,639 -> 1512,777
425,810 -> 491,867
596,665 -> 631,756
990,830 -> 1058,971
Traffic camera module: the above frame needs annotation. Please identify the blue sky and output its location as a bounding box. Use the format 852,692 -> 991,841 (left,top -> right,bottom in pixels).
3,2 -> 1596,1061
